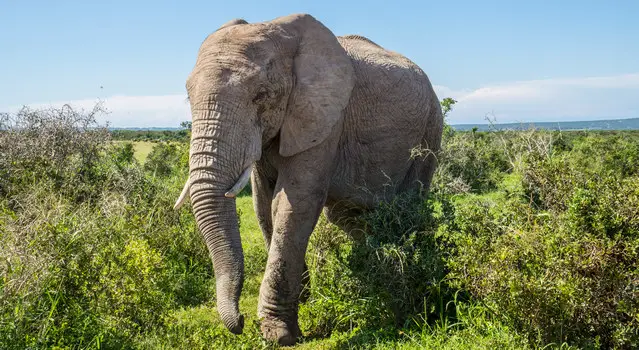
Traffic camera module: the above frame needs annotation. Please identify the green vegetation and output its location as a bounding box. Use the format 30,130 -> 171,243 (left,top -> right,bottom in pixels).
110,129 -> 190,143
1,103 -> 637,349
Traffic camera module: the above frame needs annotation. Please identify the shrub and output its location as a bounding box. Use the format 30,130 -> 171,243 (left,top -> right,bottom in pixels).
302,190 -> 453,338
439,136 -> 639,348
433,130 -> 510,195
0,104 -> 212,349
143,142 -> 187,178
0,104 -> 110,201
570,133 -> 639,177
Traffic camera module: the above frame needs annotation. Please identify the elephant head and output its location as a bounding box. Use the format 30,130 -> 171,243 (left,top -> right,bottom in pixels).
174,14 -> 355,334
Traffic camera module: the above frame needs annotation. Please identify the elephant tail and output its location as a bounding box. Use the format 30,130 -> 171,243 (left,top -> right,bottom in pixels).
173,178 -> 191,210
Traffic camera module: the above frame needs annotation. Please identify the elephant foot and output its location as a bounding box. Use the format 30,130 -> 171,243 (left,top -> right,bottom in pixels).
260,317 -> 301,346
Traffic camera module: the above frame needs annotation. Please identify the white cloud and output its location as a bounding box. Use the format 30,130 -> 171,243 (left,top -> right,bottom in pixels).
2,73 -> 638,127
434,73 -> 639,124
2,94 -> 192,128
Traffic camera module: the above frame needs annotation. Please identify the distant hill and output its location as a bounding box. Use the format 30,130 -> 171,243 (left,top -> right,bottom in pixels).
452,117 -> 639,131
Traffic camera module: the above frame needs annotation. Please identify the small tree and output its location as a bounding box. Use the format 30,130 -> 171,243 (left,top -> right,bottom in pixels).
179,121 -> 192,130
440,97 -> 457,138
440,97 -> 457,118
0,103 -> 110,198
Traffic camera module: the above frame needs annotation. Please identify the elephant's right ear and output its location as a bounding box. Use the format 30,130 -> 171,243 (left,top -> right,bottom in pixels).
216,18 -> 248,32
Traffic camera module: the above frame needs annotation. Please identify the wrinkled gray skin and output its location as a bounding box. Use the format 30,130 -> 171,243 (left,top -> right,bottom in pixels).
175,13 -> 443,346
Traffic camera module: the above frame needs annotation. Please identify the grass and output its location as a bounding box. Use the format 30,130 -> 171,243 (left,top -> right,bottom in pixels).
131,141 -> 157,162
113,140 -> 157,163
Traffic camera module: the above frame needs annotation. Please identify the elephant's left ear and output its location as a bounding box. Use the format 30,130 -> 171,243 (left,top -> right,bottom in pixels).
277,14 -> 355,157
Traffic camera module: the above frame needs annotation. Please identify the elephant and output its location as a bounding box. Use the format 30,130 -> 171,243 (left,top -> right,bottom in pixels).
173,13 -> 443,346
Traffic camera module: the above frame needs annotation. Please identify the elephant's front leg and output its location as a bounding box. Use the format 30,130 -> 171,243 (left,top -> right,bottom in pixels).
257,158 -> 333,345
252,162 -> 312,304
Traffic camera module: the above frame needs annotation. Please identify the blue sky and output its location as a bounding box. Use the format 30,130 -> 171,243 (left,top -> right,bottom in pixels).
1,0 -> 638,127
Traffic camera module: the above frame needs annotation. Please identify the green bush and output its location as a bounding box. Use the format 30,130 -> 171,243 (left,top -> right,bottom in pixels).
437,132 -> 639,348
302,190 -> 454,340
143,142 -> 188,178
0,105 -> 212,349
433,130 -> 510,194
570,133 -> 639,177
0,104 -> 110,202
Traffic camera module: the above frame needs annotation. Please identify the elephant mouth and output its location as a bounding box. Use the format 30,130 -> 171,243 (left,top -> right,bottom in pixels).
173,166 -> 252,210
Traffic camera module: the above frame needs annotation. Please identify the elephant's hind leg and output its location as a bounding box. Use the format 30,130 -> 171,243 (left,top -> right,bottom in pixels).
251,165 -> 275,251
399,152 -> 438,195
323,200 -> 367,241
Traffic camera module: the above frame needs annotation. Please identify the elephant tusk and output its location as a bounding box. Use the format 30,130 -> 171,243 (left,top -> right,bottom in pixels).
225,167 -> 252,198
173,178 -> 191,210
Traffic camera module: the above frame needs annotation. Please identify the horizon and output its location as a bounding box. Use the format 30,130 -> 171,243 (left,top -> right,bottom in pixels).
102,115 -> 639,130
1,1 -> 638,127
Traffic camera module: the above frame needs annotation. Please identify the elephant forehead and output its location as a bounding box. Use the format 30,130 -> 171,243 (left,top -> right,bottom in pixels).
186,65 -> 263,102
202,24 -> 275,56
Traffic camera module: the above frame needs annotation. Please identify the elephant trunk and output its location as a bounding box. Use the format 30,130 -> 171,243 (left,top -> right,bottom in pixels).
187,104 -> 257,334
191,191 -> 244,333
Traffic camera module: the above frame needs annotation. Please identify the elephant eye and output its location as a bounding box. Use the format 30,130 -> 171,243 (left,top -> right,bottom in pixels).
253,89 -> 269,104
